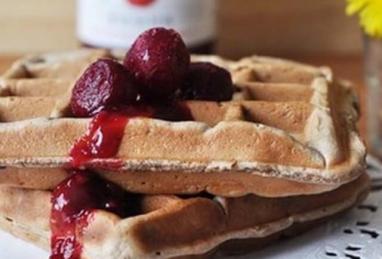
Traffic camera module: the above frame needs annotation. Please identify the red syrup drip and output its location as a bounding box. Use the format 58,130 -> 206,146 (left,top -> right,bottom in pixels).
53,102 -> 193,259
69,106 -> 154,168
69,103 -> 193,168
50,170 -> 142,259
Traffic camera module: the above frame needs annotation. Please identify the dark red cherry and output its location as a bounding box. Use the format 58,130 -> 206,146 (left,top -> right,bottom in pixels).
124,27 -> 190,100
181,62 -> 234,101
71,59 -> 139,117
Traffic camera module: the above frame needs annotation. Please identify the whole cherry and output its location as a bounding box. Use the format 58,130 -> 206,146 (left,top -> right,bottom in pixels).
181,62 -> 234,101
71,59 -> 139,117
124,27 -> 190,100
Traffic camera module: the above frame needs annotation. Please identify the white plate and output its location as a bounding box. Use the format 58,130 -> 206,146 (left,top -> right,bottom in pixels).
0,230 -> 47,259
1,157 -> 381,259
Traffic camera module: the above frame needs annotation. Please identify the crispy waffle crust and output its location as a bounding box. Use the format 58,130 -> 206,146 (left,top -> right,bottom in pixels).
0,50 -> 365,188
0,174 -> 369,259
0,50 -> 369,258
0,167 -> 342,198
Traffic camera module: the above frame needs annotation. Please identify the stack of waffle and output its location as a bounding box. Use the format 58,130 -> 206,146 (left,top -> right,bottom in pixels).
0,49 -> 369,258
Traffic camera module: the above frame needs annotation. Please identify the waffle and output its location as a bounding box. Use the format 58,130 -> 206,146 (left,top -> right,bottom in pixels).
0,50 -> 365,187
1,49 -> 109,80
0,167 -> 342,198
0,49 -> 369,258
0,174 -> 370,259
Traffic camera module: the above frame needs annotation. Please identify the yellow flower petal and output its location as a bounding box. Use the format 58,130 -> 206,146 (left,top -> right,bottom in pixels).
346,0 -> 382,38
346,0 -> 369,15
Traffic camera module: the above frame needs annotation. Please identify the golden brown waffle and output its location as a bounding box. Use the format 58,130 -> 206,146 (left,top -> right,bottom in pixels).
1,49 -> 109,79
0,167 -> 342,198
0,50 -> 369,258
0,50 -> 365,187
0,174 -> 369,259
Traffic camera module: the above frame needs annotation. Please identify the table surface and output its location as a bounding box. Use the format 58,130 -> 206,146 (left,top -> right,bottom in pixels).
0,54 -> 364,87
0,54 -> 364,82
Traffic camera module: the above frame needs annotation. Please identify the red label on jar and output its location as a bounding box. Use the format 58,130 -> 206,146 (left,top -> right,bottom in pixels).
128,0 -> 155,6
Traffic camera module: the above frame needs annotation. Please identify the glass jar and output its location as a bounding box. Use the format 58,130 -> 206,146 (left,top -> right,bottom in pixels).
365,35 -> 382,157
76,0 -> 217,54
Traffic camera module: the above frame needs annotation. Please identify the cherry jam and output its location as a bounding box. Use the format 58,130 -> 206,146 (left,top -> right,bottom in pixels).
60,102 -> 192,259
50,170 -> 142,259
69,103 -> 193,168
69,106 -> 154,168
